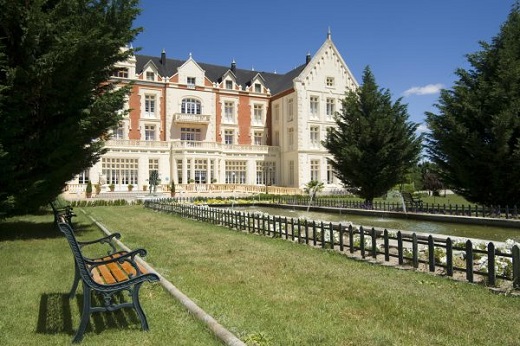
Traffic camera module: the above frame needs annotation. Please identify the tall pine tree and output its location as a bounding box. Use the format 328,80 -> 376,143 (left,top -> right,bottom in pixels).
426,2 -> 520,206
0,0 -> 141,216
323,66 -> 422,205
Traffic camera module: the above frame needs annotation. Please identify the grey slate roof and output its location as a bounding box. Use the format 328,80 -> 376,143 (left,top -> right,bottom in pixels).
135,54 -> 306,95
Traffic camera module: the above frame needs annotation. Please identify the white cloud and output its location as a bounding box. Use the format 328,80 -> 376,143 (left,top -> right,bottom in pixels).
403,83 -> 444,97
416,124 -> 429,134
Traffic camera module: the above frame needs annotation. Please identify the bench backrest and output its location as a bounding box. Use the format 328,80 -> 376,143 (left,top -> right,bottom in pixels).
57,222 -> 102,289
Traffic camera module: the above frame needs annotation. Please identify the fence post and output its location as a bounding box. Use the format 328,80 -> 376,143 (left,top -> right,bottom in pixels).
321,221 -> 325,249
297,219 -> 301,243
428,235 -> 435,272
446,238 -> 453,277
349,225 -> 354,254
305,219 -> 309,245
384,229 -> 389,262
371,228 -> 377,259
513,245 -> 520,289
412,233 -> 419,269
360,226 -> 365,258
398,231 -> 403,265
487,242 -> 496,287
466,240 -> 474,283
313,221 -> 317,246
339,224 -> 344,252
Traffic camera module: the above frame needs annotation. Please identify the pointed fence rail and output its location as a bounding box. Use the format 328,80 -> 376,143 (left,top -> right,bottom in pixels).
145,200 -> 520,289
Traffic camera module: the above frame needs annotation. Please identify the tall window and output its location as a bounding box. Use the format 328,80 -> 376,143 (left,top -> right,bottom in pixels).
144,125 -> 156,140
288,127 -> 294,149
254,131 -> 263,145
113,124 -> 124,139
224,101 -> 235,123
181,98 -> 201,114
176,159 -> 183,184
310,96 -> 319,118
287,99 -> 294,121
144,95 -> 156,117
327,163 -> 334,184
181,128 -> 201,141
78,170 -> 90,184
326,98 -> 335,119
102,158 -> 138,185
149,159 -> 159,182
224,129 -> 234,144
187,77 -> 196,88
194,159 -> 207,183
310,159 -> 320,181
225,161 -> 246,184
253,104 -> 263,124
310,126 -> 320,148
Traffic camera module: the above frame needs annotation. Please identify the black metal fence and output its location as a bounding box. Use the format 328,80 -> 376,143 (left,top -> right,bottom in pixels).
145,200 -> 520,289
168,195 -> 520,219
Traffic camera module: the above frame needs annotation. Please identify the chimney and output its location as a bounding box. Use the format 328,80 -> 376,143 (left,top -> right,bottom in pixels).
161,49 -> 166,65
231,59 -> 236,74
306,53 -> 311,65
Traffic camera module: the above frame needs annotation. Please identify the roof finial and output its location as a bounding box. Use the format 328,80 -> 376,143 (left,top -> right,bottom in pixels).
189,52 -> 192,59
327,27 -> 332,40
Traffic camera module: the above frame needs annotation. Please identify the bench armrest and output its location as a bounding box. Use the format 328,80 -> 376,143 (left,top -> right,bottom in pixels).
78,233 -> 121,254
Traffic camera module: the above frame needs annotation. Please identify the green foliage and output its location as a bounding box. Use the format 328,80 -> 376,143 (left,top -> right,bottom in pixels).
303,180 -> 324,198
323,66 -> 422,204
426,3 -> 520,206
85,180 -> 93,194
0,0 -> 141,217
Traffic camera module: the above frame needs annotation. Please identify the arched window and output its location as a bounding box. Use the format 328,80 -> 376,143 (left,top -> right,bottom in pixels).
181,98 -> 201,114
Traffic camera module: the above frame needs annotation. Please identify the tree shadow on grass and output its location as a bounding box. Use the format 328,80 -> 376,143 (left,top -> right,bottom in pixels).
0,211 -> 93,241
36,292 -> 141,337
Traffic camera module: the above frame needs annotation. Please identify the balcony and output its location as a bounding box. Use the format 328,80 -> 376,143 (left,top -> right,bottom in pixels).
173,113 -> 211,124
106,139 -> 169,148
171,140 -> 280,155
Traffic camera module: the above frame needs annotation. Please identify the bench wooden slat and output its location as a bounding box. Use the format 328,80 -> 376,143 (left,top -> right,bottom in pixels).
96,264 -> 117,284
107,261 -> 129,282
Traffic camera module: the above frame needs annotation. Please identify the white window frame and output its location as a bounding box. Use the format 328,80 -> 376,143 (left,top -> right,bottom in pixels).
144,94 -> 156,118
181,98 -> 202,114
310,96 -> 319,118
144,124 -> 156,141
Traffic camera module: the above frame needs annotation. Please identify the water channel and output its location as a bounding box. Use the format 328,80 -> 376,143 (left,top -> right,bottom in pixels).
234,205 -> 520,243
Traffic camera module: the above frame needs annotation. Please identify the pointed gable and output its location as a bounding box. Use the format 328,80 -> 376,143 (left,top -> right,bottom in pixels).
297,36 -> 358,91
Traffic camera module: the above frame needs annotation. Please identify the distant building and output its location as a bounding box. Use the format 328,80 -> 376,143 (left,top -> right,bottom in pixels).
69,33 -> 358,194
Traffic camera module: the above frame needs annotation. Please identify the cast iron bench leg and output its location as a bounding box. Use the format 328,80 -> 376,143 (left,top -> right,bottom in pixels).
132,282 -> 150,330
73,284 -> 92,343
69,261 -> 81,299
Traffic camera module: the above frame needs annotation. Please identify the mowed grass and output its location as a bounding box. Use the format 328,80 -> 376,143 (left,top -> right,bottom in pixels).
0,210 -> 221,346
83,205 -> 519,345
1,205 -> 519,345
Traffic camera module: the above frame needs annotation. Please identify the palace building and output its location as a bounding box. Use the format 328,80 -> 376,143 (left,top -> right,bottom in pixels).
68,33 -> 358,194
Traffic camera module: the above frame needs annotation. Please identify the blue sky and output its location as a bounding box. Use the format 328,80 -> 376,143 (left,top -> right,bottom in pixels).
133,0 -> 515,131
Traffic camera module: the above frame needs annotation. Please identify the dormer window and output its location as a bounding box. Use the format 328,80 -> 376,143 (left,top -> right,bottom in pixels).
187,77 -> 196,89
225,80 -> 233,89
113,68 -> 129,78
146,72 -> 154,81
254,83 -> 262,93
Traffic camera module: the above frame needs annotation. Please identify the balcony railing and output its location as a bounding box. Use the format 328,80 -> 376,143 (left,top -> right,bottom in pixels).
106,139 -> 169,148
171,140 -> 280,154
173,113 -> 211,124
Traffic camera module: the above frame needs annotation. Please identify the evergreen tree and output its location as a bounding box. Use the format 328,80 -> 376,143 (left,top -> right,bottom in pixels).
323,66 -> 422,205
0,0 -> 141,216
426,2 -> 520,206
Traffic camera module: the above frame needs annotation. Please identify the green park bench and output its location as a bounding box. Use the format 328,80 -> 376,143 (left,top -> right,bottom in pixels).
55,220 -> 159,343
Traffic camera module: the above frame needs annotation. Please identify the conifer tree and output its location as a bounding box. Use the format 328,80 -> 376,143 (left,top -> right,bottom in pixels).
426,2 -> 520,206
323,66 -> 422,205
0,0 -> 141,216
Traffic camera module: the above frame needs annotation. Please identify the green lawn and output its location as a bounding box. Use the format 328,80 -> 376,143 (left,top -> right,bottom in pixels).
1,205 -> 520,345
